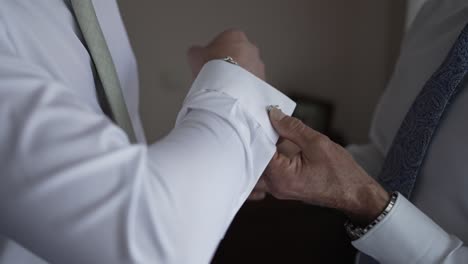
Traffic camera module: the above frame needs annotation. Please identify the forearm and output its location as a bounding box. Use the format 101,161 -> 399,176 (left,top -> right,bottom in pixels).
343,143 -> 390,225
345,144 -> 468,263
143,103 -> 276,263
2,109 -> 250,264
0,56 -> 295,263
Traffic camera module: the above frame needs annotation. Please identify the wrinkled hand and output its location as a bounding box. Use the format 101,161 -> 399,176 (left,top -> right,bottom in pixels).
261,108 -> 390,225
249,139 -> 300,200
187,29 -> 265,80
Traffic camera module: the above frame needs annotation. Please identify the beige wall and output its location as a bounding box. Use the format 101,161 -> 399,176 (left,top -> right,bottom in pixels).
118,0 -> 406,143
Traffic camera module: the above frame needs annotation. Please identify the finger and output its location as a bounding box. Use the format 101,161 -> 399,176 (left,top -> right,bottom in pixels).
248,191 -> 266,201
263,151 -> 303,199
253,177 -> 268,192
264,151 -> 293,177
210,28 -> 248,46
277,138 -> 301,158
187,45 -> 206,78
269,107 -> 319,149
277,137 -> 287,145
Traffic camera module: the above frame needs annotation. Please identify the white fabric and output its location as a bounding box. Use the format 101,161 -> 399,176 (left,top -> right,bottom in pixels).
0,1 -> 295,263
348,0 -> 468,262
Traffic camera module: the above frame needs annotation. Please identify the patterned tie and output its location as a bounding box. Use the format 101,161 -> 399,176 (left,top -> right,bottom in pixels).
70,0 -> 137,143
359,23 -> 468,264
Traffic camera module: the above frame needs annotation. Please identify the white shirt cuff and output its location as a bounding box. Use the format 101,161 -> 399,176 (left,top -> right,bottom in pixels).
177,60 -> 296,144
353,194 -> 461,263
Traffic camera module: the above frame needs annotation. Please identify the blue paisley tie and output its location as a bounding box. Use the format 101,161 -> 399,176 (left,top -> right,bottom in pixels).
359,23 -> 468,264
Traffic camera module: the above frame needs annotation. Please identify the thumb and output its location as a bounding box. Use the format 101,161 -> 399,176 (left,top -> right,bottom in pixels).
269,107 -> 315,149
187,45 -> 206,78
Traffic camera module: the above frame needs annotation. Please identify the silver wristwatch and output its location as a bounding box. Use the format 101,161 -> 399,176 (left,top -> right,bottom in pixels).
344,191 -> 399,241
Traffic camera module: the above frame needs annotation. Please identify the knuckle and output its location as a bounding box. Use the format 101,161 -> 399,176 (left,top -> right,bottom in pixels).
272,192 -> 287,200
225,29 -> 247,41
252,45 -> 260,54
317,134 -> 331,147
268,177 -> 294,200
286,117 -> 307,136
268,183 -> 286,199
264,162 -> 276,176
314,134 -> 331,149
265,156 -> 282,175
258,62 -> 266,75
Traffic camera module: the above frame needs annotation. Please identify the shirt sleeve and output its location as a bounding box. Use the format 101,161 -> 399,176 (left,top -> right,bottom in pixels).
0,52 -> 295,264
346,143 -> 385,179
352,194 -> 468,263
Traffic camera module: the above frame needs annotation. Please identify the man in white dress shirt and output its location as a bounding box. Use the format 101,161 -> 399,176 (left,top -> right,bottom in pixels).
0,0 -> 296,263
252,0 -> 468,263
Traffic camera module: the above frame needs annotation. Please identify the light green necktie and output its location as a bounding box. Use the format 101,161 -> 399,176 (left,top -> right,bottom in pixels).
70,0 -> 137,143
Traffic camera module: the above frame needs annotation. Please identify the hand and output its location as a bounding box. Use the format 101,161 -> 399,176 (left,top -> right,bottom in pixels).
248,139 -> 300,200
263,107 -> 390,226
187,29 -> 265,80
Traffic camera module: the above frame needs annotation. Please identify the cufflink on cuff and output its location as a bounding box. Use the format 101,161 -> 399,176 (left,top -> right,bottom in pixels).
267,105 -> 280,113
222,56 -> 239,65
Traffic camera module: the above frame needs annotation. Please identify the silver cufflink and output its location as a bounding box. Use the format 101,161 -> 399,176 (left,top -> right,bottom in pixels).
267,105 -> 280,112
222,56 -> 239,65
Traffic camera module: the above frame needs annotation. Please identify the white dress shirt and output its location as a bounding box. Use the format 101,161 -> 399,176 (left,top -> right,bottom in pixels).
348,0 -> 468,262
0,1 -> 295,263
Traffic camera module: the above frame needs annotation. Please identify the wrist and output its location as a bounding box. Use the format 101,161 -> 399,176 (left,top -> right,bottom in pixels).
343,183 -> 390,226
344,192 -> 398,240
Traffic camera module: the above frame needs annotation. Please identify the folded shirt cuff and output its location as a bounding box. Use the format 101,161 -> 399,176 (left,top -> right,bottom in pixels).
178,60 -> 296,144
352,193 -> 460,263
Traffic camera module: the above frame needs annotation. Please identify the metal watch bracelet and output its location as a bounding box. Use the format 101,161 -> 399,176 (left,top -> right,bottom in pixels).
344,191 -> 399,241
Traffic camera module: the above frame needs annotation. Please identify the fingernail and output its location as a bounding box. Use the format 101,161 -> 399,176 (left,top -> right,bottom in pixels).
268,106 -> 286,121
